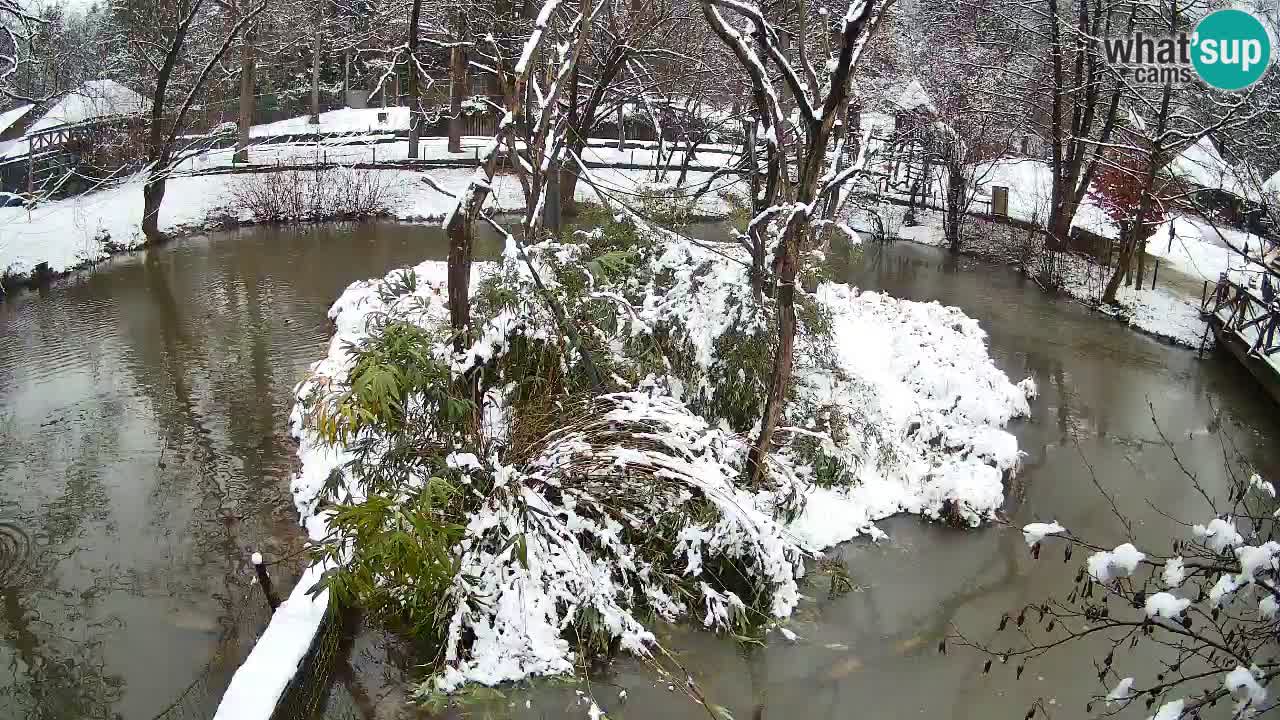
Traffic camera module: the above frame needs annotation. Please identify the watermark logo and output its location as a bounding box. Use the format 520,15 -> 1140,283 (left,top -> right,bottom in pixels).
1103,9 -> 1272,91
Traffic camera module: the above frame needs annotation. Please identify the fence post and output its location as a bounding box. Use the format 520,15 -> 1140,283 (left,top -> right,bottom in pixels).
1151,260 -> 1159,290
252,552 -> 282,612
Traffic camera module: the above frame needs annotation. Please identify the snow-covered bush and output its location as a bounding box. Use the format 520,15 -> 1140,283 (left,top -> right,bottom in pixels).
228,167 -> 394,223
294,213 -> 1030,698
300,216 -> 822,689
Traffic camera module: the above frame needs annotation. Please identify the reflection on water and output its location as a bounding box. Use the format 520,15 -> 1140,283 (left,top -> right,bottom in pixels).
316,239 -> 1280,720
0,221 -> 504,720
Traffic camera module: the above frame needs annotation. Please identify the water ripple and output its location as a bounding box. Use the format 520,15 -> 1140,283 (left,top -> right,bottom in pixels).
0,521 -> 31,585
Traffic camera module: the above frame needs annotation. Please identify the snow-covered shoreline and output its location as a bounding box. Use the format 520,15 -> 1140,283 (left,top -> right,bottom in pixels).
214,233 -> 1033,718
876,205 -> 1214,348
0,169 -> 738,290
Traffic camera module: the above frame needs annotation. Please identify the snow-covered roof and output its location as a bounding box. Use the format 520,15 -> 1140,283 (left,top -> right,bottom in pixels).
890,79 -> 937,114
0,104 -> 33,135
1165,135 -> 1255,200
27,80 -> 145,134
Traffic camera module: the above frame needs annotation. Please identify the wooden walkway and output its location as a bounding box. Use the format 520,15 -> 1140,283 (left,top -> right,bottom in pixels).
1200,275 -> 1280,402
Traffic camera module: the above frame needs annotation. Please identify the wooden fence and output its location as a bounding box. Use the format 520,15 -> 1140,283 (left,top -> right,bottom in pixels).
1201,275 -> 1280,358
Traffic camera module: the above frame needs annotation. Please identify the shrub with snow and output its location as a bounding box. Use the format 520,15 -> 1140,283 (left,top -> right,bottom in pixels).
292,215 -> 1030,696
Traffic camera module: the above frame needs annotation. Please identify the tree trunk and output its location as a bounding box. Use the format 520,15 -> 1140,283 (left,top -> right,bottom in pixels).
558,166 -> 580,216
1103,225 -> 1134,304
343,49 -> 350,101
142,171 -> 167,242
309,3 -> 322,124
676,136 -> 697,188
234,28 -> 255,164
819,131 -> 844,252
446,216 -> 473,348
407,0 -> 423,157
743,118 -> 765,302
1134,235 -> 1147,289
944,163 -> 964,253
747,220 -> 802,487
1045,199 -> 1074,265
448,43 -> 466,153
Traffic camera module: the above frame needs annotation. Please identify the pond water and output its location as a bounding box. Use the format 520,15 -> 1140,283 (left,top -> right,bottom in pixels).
0,221 -> 503,720
2,224 -> 1276,720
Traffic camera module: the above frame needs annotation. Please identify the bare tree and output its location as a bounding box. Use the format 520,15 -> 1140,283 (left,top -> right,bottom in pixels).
0,0 -> 44,100
116,0 -> 269,241
447,8 -> 467,154
230,0 -> 259,163
310,0 -> 323,123
425,0 -> 603,357
407,0 -> 425,156
1095,1 -> 1267,304
698,0 -> 890,485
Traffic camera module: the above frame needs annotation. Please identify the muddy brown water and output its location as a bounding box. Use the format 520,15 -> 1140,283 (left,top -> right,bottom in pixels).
2,225 -> 1277,720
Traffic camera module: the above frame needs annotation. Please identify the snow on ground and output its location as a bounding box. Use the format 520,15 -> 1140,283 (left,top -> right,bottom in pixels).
250,106 -> 413,137
0,173 -> 241,276
1056,255 -> 1208,346
1168,135 -> 1259,202
860,199 -> 1214,347
1,103 -> 744,280
980,159 -> 1112,235
979,159 -> 1265,286
172,135 -> 739,174
215,232 -> 1032,715
790,285 -> 1029,546
1151,215 -> 1266,283
0,157 -> 743,279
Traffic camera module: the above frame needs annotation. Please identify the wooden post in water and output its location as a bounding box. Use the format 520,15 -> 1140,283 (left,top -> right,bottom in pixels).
252,552 -> 281,611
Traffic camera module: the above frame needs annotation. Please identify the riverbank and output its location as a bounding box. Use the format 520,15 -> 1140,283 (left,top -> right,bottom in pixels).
0,158 -> 743,293
879,207 -> 1217,347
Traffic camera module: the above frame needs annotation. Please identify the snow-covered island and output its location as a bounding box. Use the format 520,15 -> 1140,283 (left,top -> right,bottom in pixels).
212,215 -> 1035,717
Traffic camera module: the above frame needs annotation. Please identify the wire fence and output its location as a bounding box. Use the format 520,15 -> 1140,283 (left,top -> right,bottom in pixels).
269,605 -> 347,720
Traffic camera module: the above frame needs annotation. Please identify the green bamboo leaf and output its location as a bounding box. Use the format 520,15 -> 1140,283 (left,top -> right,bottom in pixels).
515,533 -> 529,570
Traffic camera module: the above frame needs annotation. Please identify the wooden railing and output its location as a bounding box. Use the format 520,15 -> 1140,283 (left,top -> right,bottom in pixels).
1201,275 -> 1280,357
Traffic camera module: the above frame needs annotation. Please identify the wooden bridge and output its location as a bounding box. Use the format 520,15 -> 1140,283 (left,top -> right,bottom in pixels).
1200,274 -> 1280,402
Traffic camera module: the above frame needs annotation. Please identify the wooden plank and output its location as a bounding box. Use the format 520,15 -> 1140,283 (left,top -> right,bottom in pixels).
1208,314 -> 1280,406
